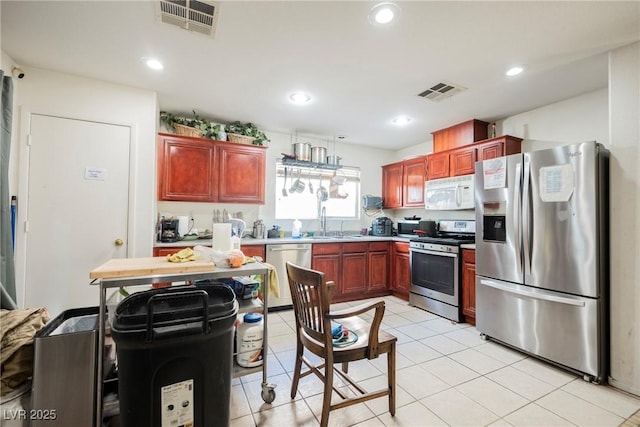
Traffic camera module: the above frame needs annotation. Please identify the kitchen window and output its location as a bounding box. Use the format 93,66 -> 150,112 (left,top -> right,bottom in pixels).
275,163 -> 360,220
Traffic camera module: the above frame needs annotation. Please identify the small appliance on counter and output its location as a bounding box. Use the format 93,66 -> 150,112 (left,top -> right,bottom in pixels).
160,219 -> 180,242
371,217 -> 393,236
363,195 -> 383,210
252,220 -> 266,239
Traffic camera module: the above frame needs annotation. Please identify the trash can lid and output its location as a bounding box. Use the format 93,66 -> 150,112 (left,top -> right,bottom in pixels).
114,284 -> 237,331
243,312 -> 263,323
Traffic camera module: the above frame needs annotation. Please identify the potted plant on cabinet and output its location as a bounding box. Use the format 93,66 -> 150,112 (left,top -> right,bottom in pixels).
160,111 -> 220,139
227,121 -> 270,146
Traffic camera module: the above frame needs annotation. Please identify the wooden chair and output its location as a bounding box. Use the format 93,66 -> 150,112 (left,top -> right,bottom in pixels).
285,262 -> 397,427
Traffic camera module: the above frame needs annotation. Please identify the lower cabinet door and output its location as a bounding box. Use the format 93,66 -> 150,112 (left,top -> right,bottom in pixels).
368,251 -> 389,292
341,252 -> 367,296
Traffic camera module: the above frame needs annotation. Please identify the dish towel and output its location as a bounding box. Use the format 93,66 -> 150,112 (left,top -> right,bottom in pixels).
244,257 -> 280,299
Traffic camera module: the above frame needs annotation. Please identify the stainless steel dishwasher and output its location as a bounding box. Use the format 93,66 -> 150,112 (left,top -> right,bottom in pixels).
266,243 -> 311,310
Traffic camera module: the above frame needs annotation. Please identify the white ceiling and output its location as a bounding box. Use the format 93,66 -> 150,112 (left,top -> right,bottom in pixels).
2,1 -> 639,150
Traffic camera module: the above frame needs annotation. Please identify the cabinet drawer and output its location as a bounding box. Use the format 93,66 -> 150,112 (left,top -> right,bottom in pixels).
312,243 -> 341,255
342,242 -> 368,253
241,245 -> 265,259
368,241 -> 389,252
462,248 -> 476,263
393,242 -> 410,254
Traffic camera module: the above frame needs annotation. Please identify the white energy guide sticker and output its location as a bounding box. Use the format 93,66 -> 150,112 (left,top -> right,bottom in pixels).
161,379 -> 194,427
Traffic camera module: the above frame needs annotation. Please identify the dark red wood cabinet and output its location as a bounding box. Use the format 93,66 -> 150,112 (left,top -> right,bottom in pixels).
391,242 -> 410,300
311,241 -> 390,302
157,133 -> 266,203
461,248 -> 476,325
382,156 -> 426,208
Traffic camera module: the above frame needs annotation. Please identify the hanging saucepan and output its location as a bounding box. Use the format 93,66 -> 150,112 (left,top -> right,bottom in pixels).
292,143 -> 311,161
311,146 -> 327,163
326,155 -> 342,166
316,174 -> 329,202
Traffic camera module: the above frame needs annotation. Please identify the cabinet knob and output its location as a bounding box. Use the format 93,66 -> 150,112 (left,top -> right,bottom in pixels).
115,238 -> 124,247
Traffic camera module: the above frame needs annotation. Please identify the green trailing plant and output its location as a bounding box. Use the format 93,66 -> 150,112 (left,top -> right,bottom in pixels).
160,110 -> 220,139
227,121 -> 270,146
160,111 -> 269,145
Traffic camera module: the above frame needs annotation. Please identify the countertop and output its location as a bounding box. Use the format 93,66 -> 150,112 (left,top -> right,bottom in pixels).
155,235 -> 412,247
460,243 -> 476,250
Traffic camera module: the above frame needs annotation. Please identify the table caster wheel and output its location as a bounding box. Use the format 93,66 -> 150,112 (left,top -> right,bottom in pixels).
262,388 -> 276,403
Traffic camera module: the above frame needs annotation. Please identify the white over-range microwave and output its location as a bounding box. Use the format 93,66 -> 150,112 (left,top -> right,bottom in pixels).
424,175 -> 475,210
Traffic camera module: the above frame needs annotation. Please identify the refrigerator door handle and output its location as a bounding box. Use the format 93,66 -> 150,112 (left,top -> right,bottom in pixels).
513,162 -> 522,275
522,160 -> 532,271
479,279 -> 586,307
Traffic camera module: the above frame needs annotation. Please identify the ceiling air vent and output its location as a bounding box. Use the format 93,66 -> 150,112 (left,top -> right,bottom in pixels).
418,81 -> 467,102
157,0 -> 220,37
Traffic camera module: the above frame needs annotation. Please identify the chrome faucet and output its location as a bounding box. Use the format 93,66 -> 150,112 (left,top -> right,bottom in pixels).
320,206 -> 327,236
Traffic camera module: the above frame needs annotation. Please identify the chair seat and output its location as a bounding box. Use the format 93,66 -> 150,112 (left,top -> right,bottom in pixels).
300,316 -> 397,364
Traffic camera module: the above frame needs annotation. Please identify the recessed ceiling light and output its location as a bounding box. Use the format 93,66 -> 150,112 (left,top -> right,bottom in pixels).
506,66 -> 524,76
392,115 -> 412,126
145,58 -> 164,70
289,92 -> 312,105
369,2 -> 401,25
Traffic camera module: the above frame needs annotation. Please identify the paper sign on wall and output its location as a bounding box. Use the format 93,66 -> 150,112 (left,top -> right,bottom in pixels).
84,167 -> 106,181
539,164 -> 574,202
482,157 -> 507,189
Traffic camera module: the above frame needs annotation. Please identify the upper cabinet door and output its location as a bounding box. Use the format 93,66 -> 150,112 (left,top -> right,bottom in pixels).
157,134 -> 217,202
382,162 -> 403,208
426,152 -> 449,180
477,141 -> 504,160
217,142 -> 266,204
450,146 -> 477,176
403,157 -> 426,207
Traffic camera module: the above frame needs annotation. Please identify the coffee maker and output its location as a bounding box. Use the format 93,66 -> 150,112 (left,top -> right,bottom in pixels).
160,219 -> 180,242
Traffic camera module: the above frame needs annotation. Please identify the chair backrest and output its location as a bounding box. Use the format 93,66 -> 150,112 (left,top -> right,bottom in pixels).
286,262 -> 333,344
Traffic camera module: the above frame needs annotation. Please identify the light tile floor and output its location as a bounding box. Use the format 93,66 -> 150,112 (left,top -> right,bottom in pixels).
230,296 -> 640,427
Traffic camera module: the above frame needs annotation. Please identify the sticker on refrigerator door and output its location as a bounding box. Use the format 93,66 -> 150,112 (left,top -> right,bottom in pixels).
161,379 -> 194,427
539,164 -> 574,202
482,158 -> 507,189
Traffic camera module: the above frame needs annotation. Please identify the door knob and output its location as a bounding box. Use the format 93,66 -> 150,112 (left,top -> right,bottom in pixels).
115,238 -> 124,246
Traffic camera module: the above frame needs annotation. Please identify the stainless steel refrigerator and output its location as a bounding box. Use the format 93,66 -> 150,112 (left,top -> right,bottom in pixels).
474,141 -> 609,383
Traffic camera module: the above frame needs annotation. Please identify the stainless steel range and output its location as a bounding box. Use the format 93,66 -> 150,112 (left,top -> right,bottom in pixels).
409,220 -> 475,322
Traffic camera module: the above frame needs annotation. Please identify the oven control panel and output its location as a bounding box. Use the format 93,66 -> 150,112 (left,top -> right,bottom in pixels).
410,241 -> 460,254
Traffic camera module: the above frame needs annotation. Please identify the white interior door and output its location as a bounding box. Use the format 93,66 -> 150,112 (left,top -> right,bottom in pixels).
24,114 -> 130,318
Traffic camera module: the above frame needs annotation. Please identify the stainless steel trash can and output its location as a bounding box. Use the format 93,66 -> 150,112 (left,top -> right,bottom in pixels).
31,307 -> 99,427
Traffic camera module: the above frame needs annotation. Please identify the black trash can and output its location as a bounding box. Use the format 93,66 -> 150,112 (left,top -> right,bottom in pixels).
111,284 -> 238,427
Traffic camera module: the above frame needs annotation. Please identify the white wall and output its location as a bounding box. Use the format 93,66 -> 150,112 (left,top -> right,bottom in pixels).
499,88 -> 609,151
9,64 -> 158,305
607,41 -> 640,396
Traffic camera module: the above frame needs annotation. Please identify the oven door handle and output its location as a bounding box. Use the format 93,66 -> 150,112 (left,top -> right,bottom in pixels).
411,249 -> 458,258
